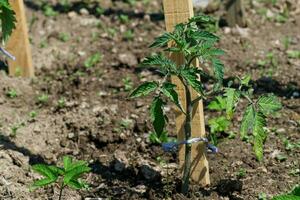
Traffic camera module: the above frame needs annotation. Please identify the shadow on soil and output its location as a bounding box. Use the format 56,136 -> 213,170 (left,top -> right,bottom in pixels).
0,134 -> 46,165
24,1 -> 164,22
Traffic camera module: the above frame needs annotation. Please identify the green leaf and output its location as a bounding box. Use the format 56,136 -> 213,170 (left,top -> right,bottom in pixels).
63,156 -> 72,172
31,178 -> 57,190
180,67 -> 204,95
257,94 -> 282,116
225,88 -> 240,119
141,54 -> 177,73
150,32 -> 174,48
161,82 -> 182,111
212,58 -> 224,84
207,96 -> 226,111
291,185 -> 300,196
84,53 -> 103,68
191,31 -> 219,42
150,97 -> 166,137
0,1 -> 16,42
241,74 -> 251,86
253,112 -> 267,161
240,105 -> 255,140
188,15 -> 215,24
63,165 -> 91,184
67,179 -> 88,190
48,165 -> 64,176
272,195 -> 300,200
129,81 -> 158,98
32,164 -> 58,180
208,116 -> 231,134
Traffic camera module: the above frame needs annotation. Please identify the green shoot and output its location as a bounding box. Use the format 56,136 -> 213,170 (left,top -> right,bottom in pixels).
31,156 -> 91,200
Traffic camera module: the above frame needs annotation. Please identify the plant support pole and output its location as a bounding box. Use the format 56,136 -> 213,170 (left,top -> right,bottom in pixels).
6,0 -> 34,77
163,0 -> 210,186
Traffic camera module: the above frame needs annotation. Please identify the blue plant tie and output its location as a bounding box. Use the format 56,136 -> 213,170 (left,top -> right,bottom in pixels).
162,137 -> 218,154
0,47 -> 16,61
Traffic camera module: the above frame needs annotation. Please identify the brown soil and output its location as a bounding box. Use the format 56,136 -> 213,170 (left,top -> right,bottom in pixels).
0,0 -> 299,200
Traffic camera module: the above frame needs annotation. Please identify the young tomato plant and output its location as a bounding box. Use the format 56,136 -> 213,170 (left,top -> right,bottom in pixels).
129,15 -> 281,194
31,156 -> 91,200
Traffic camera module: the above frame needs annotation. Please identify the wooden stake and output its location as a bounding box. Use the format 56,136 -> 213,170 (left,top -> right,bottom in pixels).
163,0 -> 210,186
225,0 -> 246,27
6,0 -> 34,77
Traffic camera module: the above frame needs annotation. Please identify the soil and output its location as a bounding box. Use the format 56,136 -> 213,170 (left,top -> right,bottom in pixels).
0,0 -> 299,200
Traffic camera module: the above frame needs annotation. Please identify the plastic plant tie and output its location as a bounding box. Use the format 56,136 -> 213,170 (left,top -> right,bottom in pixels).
0,47 -> 16,61
162,137 -> 218,154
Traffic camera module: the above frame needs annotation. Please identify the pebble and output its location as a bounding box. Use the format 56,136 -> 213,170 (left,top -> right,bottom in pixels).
68,132 -> 75,139
68,11 -> 77,19
113,150 -> 129,172
79,8 -> 89,16
118,53 -> 138,67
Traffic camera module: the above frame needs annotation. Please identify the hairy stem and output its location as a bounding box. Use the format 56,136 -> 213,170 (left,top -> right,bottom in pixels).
181,81 -> 193,195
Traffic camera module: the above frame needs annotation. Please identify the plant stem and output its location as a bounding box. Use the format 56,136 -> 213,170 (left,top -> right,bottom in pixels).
58,183 -> 64,200
181,81 -> 193,195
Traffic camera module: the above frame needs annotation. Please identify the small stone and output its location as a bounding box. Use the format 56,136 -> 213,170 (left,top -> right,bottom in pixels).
136,138 -> 142,143
276,128 -> 286,134
118,53 -> 138,67
68,132 -> 75,139
68,11 -> 77,19
113,150 -> 129,172
79,8 -> 89,15
33,126 -> 41,134
133,185 -> 147,194
224,27 -> 231,34
135,101 -> 144,108
140,164 -> 161,181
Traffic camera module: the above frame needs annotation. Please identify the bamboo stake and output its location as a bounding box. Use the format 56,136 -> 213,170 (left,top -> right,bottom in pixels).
162,0 -> 210,186
6,0 -> 34,77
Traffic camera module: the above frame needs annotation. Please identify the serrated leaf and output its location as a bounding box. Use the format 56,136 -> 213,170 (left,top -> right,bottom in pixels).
141,54 -> 177,73
48,165 -> 64,176
32,164 -> 58,180
129,81 -> 158,98
240,105 -> 255,140
0,1 -> 16,42
180,67 -> 204,95
191,30 -> 219,42
272,195 -> 300,200
253,112 -> 267,161
150,97 -> 166,137
207,96 -> 226,111
161,82 -> 182,111
63,165 -> 91,184
63,156 -> 72,172
150,32 -> 174,48
67,179 -> 86,190
212,58 -> 224,84
225,88 -> 240,119
188,15 -> 215,24
291,185 -> 300,196
31,178 -> 57,190
241,74 -> 251,86
257,94 -> 282,116
209,48 -> 225,56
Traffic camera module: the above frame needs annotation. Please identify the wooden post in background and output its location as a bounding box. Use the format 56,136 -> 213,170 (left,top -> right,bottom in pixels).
6,0 -> 34,77
163,0 -> 210,186
225,0 -> 246,27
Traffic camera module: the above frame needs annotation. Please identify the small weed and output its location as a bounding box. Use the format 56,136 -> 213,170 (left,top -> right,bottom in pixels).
31,156 -> 91,200
6,89 -> 18,98
84,53 -> 103,68
122,77 -> 133,91
58,32 -> 70,42
10,122 -> 25,137
57,97 -> 66,109
119,14 -> 130,24
236,168 -> 247,178
287,50 -> 300,59
37,94 -> 49,105
42,4 -> 58,17
123,30 -> 134,41
29,111 -> 37,119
